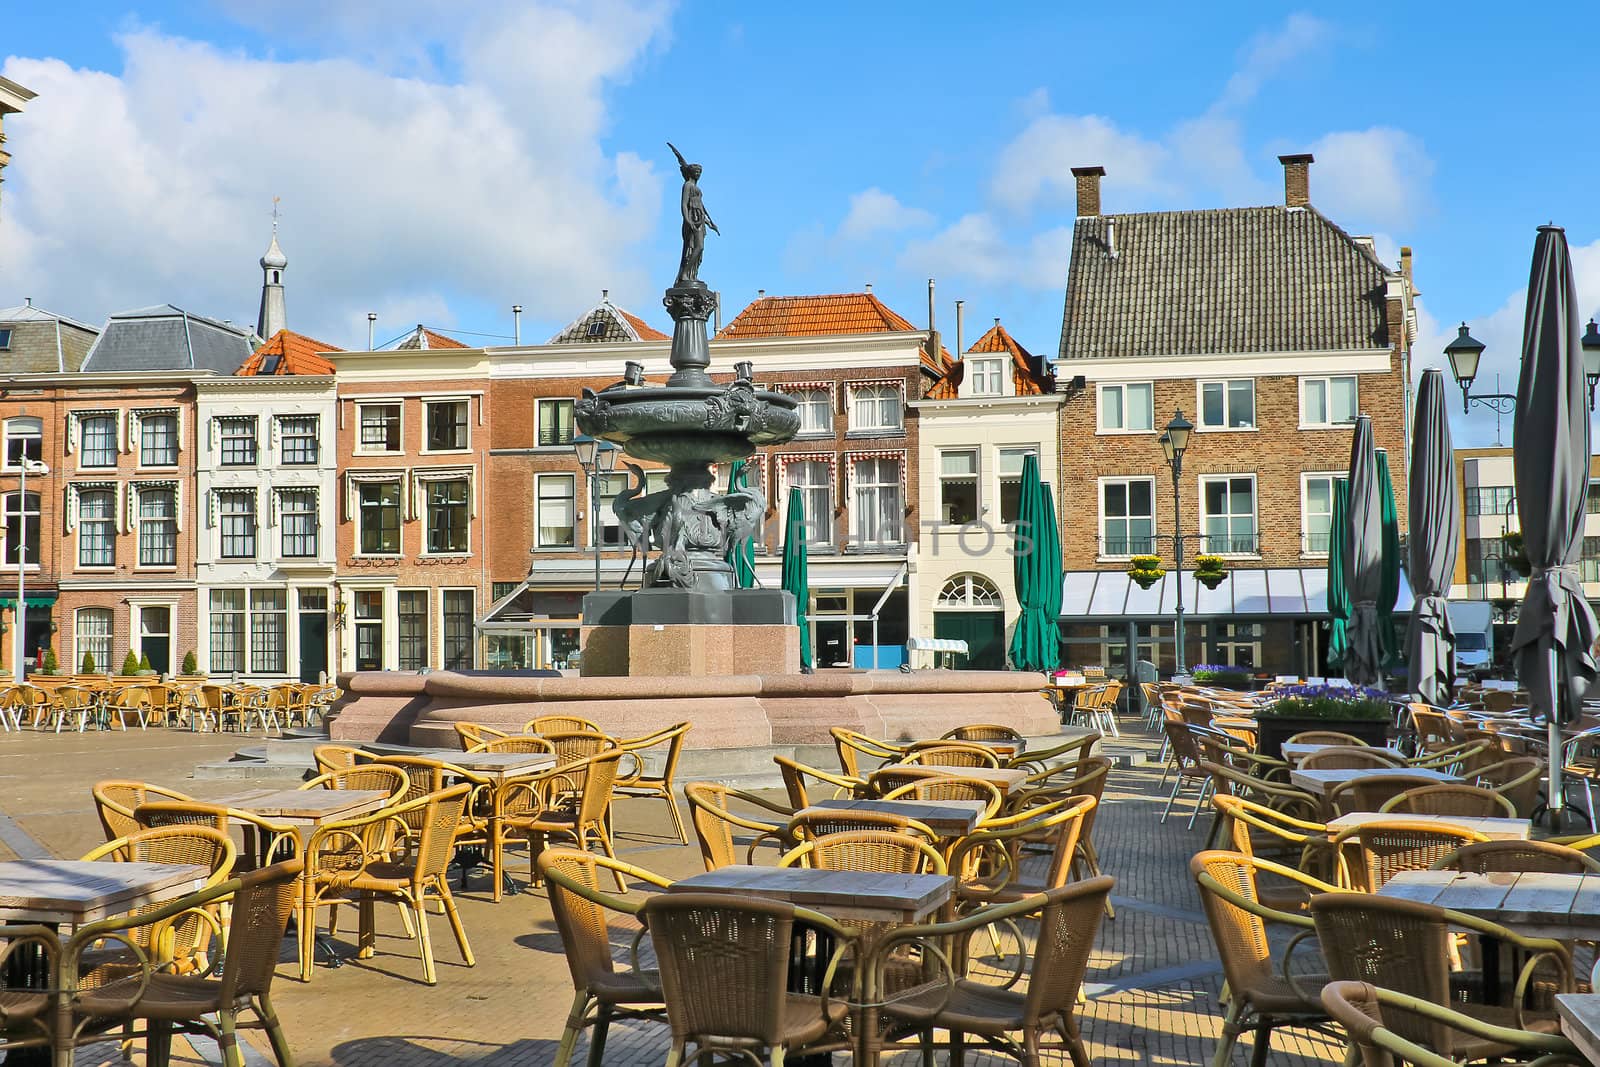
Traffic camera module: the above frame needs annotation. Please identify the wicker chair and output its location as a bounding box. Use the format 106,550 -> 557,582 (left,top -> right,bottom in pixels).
779,829 -> 947,875
299,784 -> 474,985
0,923 -> 61,1057
506,751 -> 625,891
878,774 -> 1004,820
642,893 -> 854,1067
64,860 -> 304,1067
1159,716 -> 1212,825
775,755 -> 863,809
1472,756 -> 1544,817
950,795 -> 1095,908
828,727 -> 904,777
454,722 -> 511,750
1326,774 -> 1453,818
525,715 -> 604,735
49,686 -> 98,732
1309,893 -> 1572,1054
1378,784 -> 1516,818
1209,795 -> 1335,906
1432,839 -> 1600,875
299,764 -> 411,797
469,736 -> 557,756
106,687 -> 150,730
1406,740 -> 1494,775
537,848 -> 672,1067
788,808 -> 936,843
611,722 -> 691,843
93,781 -> 197,841
943,724 -> 1024,743
1406,705 -> 1456,755
135,801 -> 298,871
1320,980 -> 1585,1067
1007,732 -> 1099,769
683,782 -> 793,871
1285,730 -> 1369,748
1330,820 -> 1490,891
312,744 -> 364,776
895,741 -> 1000,768
868,879 -> 1115,1067
1191,850 -> 1335,1067
1297,746 -> 1404,771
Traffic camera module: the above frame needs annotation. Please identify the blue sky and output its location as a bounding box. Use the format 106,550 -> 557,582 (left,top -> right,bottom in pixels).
3,2 -> 1597,444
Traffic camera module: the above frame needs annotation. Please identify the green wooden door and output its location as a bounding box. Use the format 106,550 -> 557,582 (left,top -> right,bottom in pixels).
933,612 -> 1005,670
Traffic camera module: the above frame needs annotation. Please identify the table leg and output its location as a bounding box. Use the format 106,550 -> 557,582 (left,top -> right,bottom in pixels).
491,806 -> 504,903
1480,932 -> 1501,1005
4,923 -> 57,1067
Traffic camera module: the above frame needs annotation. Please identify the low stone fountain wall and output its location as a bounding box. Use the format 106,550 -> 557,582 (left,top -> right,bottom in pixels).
327,668 -> 1060,748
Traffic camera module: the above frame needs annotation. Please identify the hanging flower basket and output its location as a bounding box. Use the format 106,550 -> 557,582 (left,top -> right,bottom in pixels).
1193,554 -> 1229,590
1128,555 -> 1166,590
1501,530 -> 1532,577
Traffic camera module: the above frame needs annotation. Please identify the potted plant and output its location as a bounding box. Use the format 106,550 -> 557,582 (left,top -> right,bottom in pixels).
80,651 -> 96,675
39,648 -> 61,676
1190,663 -> 1253,690
1128,555 -> 1166,590
1501,530 -> 1532,577
180,650 -> 203,678
1254,683 -> 1394,760
1193,554 -> 1229,590
135,652 -> 156,677
120,650 -> 141,677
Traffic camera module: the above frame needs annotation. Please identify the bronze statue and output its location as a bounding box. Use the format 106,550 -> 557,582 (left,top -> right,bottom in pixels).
669,143 -> 718,287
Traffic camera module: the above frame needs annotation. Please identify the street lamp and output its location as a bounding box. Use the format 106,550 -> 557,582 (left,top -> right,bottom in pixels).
1446,320 -> 1600,414
1158,409 -> 1193,676
12,457 -> 47,683
1583,320 -> 1600,410
572,434 -> 619,593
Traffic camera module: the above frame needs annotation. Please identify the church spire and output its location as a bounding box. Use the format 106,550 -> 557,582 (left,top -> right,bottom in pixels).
256,198 -> 287,340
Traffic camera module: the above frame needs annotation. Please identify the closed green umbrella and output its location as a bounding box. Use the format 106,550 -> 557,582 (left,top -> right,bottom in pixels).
1377,450 -> 1402,668
1326,478 -> 1351,670
1008,454 -> 1060,672
724,459 -> 757,589
781,486 -> 812,670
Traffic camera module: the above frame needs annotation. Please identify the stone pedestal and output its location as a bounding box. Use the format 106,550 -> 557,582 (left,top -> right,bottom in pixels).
579,588 -> 799,677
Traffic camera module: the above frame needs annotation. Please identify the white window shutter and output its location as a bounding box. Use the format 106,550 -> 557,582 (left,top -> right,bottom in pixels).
174,482 -> 183,532
65,413 -> 77,454
65,485 -> 78,533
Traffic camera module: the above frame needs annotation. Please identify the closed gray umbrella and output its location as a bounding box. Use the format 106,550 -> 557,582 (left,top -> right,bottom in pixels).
1406,369 -> 1459,707
1511,225 -> 1598,828
1343,414 -> 1385,687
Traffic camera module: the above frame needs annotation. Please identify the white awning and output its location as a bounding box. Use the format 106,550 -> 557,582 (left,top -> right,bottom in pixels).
1060,567 -> 1413,620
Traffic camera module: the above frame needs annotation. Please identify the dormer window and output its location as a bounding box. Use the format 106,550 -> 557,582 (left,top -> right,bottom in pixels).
968,358 -> 1005,396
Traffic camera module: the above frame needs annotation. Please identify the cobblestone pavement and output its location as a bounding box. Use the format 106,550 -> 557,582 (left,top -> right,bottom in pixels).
0,718 -> 1349,1066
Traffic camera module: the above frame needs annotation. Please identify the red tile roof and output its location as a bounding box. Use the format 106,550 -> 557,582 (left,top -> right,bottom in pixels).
397,326 -> 469,350
926,321 -> 1053,400
617,308 -> 669,341
237,329 -> 340,376
716,292 -> 947,373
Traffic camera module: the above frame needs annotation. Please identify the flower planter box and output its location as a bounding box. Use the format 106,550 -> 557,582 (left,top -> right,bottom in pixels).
1255,715 -> 1392,762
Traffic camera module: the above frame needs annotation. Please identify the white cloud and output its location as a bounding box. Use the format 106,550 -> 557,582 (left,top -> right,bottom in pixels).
1307,128 -> 1434,231
0,4 -> 670,347
835,188 -> 933,242
1215,13 -> 1331,111
988,114 -> 1170,214
898,214 -> 1072,290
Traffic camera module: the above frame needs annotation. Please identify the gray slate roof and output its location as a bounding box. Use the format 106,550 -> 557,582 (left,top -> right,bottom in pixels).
0,303 -> 99,373
1058,206 -> 1395,361
81,305 -> 255,374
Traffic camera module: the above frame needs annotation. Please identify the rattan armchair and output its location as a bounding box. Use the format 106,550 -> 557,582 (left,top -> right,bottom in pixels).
1297,746 -> 1404,771
135,801 -> 299,871
106,687 -> 150,730
505,751 -> 625,891
1208,795 -> 1335,903
525,715 -> 604,735
1284,730 -> 1369,748
312,744 -> 364,776
949,795 -> 1096,908
1329,820 -> 1491,891
1191,850 -> 1336,1067
1432,839 -> 1600,875
683,782 -> 793,870
0,923 -> 61,1058
788,808 -> 936,843
775,755 -> 864,809
1309,893 -> 1572,1051
299,764 -> 410,798
642,892 -> 855,1067
1006,732 -> 1099,770
1378,784 -> 1517,818
300,784 -> 474,985
1159,716 -> 1211,826
828,727 -> 904,777
878,774 -> 1004,820
1472,756 -> 1545,817
470,736 -> 557,755
611,722 -> 691,843
454,722 -> 510,749
537,848 -> 671,1067
92,781 -> 195,841
1406,739 -> 1494,775
942,724 -> 1024,743
1320,980 -> 1586,1067
779,830 -> 947,875
895,741 -> 1000,768
1326,773 -> 1453,817
64,860 -> 303,1067
866,879 -> 1115,1067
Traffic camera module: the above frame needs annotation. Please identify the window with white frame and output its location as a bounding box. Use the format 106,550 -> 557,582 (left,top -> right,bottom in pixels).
1199,379 -> 1256,429
850,456 -> 902,548
1301,473 -> 1342,555
353,590 -> 385,671
78,413 -> 118,467
217,416 -> 258,466
425,478 -> 470,554
846,383 -> 902,433
939,450 -> 978,525
442,589 -> 474,670
998,446 -> 1039,525
784,460 -> 833,546
218,491 -> 256,559
3,417 -> 41,469
209,590 -> 244,673
277,416 -> 318,465
787,387 -> 832,436
937,574 -> 1003,607
75,608 -> 113,674
536,399 -> 574,447
424,400 -> 469,451
77,488 -> 116,567
3,492 -> 40,565
597,471 -> 627,546
357,481 -> 401,555
1201,476 -> 1258,555
249,589 -> 287,673
1300,375 -> 1358,427
139,413 -> 178,466
1098,382 -> 1154,432
968,358 -> 1005,397
1100,478 -> 1155,557
278,489 -> 318,558
137,486 -> 177,566
357,403 -> 401,452
536,474 -> 576,548
398,590 -> 428,670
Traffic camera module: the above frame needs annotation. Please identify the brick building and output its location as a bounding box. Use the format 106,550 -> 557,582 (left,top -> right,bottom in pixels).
1053,155 -> 1418,677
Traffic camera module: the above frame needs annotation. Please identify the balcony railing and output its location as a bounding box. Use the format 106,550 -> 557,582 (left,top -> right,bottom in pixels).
1099,536 -> 1158,557
538,426 -> 574,447
1303,531 -> 1332,554
1199,533 -> 1259,555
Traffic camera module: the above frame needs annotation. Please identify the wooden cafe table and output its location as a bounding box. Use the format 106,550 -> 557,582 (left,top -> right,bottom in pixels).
427,749 -> 558,901
1326,811 -> 1532,842
1555,994 -> 1600,1066
797,798 -> 987,839
912,765 -> 1032,798
670,865 -> 954,1067
1280,742 -> 1407,766
1289,766 -> 1462,796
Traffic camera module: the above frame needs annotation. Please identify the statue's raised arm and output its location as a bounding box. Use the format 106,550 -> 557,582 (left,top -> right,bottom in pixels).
669,142 -> 716,287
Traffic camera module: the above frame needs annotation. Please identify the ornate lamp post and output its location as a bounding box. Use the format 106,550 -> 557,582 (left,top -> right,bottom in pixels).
573,435 -> 619,593
1583,320 -> 1600,410
1158,410 -> 1194,675
1442,323 -> 1514,414
12,457 -> 46,683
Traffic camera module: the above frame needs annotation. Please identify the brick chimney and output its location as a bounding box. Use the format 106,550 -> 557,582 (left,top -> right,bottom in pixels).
1071,165 -> 1105,217
1277,153 -> 1313,207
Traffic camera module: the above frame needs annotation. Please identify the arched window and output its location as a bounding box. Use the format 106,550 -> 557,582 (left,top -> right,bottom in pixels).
3,416 -> 41,468
937,574 -> 1002,609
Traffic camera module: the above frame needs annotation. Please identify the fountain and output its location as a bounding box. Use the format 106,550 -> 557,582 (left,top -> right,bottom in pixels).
325,147 -> 1060,757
